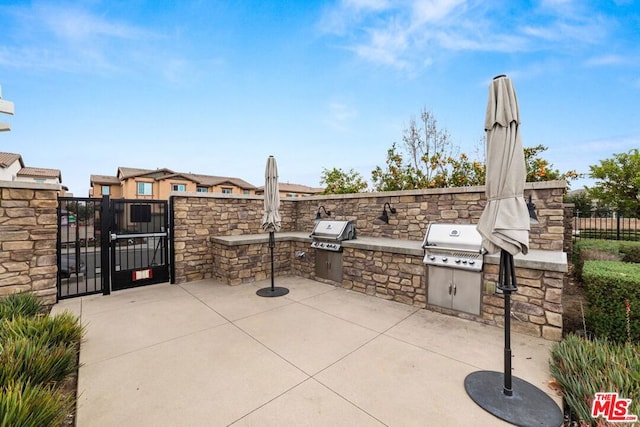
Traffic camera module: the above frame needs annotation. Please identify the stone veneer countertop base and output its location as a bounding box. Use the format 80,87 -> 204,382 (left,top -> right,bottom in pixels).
210,233 -> 567,272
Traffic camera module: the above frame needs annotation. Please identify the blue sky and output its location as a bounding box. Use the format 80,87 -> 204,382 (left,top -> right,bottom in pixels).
1,0 -> 638,196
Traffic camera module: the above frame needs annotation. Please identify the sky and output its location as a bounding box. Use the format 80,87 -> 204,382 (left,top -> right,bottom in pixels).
0,0 -> 639,196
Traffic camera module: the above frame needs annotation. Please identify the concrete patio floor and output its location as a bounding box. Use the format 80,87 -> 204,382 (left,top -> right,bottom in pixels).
52,276 -> 562,427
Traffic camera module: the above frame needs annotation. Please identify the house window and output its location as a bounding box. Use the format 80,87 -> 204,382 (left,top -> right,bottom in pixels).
222,188 -> 232,194
243,189 -> 250,195
172,184 -> 186,192
288,193 -> 296,197
102,186 -> 110,196
137,182 -> 152,196
197,187 -> 208,193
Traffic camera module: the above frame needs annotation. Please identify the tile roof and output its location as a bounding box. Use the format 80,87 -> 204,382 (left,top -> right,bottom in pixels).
90,174 -> 121,185
17,167 -> 62,180
188,174 -> 256,189
256,182 -> 324,194
113,167 -> 257,189
0,152 -> 23,168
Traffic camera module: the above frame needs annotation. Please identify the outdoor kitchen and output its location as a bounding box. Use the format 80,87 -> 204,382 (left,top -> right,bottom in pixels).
175,180 -> 568,341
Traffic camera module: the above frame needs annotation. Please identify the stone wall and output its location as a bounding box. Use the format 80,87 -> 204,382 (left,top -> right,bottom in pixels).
0,181 -> 59,306
210,241 -> 290,285
563,203 -> 574,256
342,248 -> 426,307
293,181 -> 566,251
482,262 -> 564,341
172,181 -> 568,284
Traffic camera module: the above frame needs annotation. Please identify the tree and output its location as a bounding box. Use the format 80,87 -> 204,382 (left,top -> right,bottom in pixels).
371,109 -> 466,191
63,200 -> 94,224
320,167 -> 368,194
587,148 -> 640,217
524,145 -> 578,183
370,143 -> 427,191
564,190 -> 593,217
402,109 -> 454,183
368,109 -> 577,192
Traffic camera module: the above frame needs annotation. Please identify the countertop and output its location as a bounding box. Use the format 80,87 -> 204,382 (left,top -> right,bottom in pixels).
210,233 -> 567,272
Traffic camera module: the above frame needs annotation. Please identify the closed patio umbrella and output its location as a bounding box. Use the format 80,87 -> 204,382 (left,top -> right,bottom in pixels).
464,76 -> 562,427
476,75 -> 530,256
257,155 -> 289,297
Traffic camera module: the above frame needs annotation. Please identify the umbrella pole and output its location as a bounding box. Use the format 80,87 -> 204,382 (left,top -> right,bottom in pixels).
269,231 -> 275,291
500,249 -> 517,396
256,230 -> 289,297
464,248 -> 563,426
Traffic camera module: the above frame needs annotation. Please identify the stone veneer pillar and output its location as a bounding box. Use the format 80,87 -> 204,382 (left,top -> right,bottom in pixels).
0,181 -> 59,306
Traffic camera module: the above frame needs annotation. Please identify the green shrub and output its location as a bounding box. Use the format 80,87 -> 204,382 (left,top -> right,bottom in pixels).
550,335 -> 640,426
0,380 -> 72,427
0,293 -> 44,320
0,312 -> 84,350
620,241 -> 640,263
0,337 -> 78,387
582,260 -> 640,343
572,239 -> 623,279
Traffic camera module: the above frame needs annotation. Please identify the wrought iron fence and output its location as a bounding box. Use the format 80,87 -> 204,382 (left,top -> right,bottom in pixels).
573,208 -> 640,241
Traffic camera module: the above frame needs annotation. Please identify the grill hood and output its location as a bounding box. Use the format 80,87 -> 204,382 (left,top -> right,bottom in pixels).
310,220 -> 356,241
422,223 -> 484,253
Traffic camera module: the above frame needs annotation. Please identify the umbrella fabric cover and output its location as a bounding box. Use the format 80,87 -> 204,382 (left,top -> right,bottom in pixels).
477,76 -> 529,256
262,155 -> 281,233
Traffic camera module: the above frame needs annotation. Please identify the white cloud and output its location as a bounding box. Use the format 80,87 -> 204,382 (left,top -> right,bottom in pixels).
344,0 -> 391,11
582,135 -> 639,153
319,0 -> 620,71
326,102 -> 358,131
584,54 -> 629,67
0,4 -> 163,75
39,6 -> 153,42
411,0 -> 465,24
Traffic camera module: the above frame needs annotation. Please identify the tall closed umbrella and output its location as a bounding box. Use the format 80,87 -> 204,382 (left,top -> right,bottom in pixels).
256,155 -> 289,297
464,76 -> 562,427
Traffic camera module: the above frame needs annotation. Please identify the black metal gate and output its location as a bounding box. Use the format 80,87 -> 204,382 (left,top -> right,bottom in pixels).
57,196 -> 171,299
109,199 -> 169,291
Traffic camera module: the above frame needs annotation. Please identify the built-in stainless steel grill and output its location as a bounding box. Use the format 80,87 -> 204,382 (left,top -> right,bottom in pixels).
422,223 -> 485,316
310,220 -> 356,252
422,223 -> 485,272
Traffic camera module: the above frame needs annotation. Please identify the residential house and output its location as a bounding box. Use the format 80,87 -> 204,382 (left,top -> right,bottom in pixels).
89,167 -> 257,200
0,151 -> 66,194
255,182 -> 324,198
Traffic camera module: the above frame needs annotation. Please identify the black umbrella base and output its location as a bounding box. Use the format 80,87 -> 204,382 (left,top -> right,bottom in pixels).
256,287 -> 289,297
464,371 -> 563,427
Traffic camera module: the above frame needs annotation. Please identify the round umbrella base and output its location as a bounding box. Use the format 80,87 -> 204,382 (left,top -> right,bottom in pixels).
464,371 -> 563,427
256,287 -> 289,297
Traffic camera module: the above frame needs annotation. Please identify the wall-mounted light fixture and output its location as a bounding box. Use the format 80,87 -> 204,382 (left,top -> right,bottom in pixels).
315,206 -> 331,221
527,194 -> 539,224
378,202 -> 397,224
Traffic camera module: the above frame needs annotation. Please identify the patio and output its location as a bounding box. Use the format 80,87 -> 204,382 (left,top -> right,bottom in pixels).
52,277 -> 561,426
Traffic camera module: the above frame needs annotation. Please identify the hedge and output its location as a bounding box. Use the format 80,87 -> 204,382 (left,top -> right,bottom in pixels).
582,260 -> 640,343
573,239 -> 640,279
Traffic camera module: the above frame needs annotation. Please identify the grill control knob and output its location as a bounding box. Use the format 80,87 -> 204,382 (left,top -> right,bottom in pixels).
455,259 -> 461,264
469,260 -> 475,265
442,257 -> 448,262
462,260 -> 468,264
429,255 -> 436,261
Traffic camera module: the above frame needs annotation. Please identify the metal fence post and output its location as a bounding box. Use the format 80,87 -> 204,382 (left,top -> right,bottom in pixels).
101,195 -> 111,295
